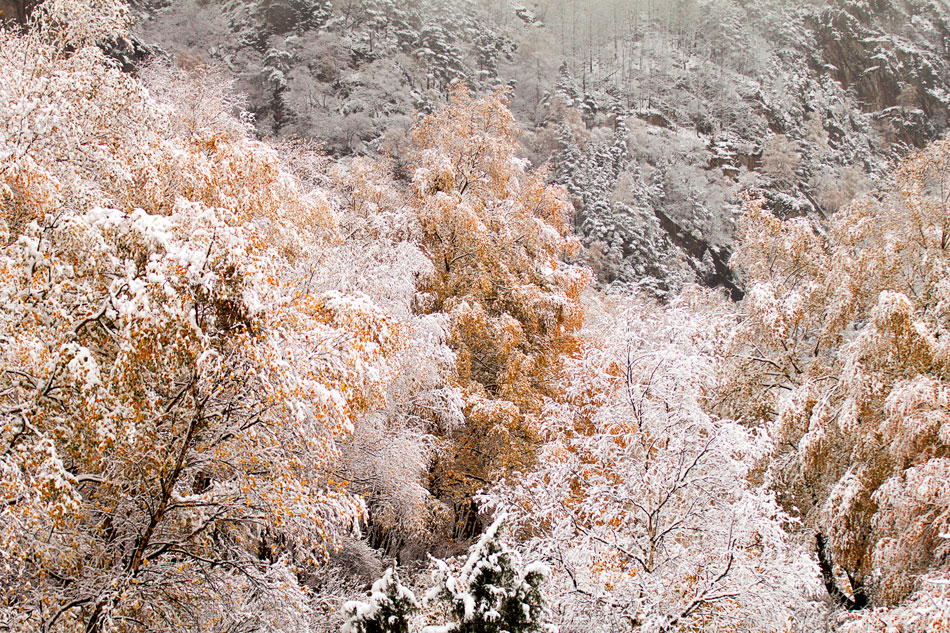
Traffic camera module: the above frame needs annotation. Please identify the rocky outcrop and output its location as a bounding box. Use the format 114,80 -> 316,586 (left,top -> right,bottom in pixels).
810,0 -> 950,146
652,207 -> 744,301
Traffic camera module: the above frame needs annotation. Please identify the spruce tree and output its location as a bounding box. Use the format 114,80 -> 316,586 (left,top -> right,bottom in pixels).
427,516 -> 553,633
342,568 -> 420,633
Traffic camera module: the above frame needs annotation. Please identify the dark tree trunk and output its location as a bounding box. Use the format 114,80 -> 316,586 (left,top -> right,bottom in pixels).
815,532 -> 869,610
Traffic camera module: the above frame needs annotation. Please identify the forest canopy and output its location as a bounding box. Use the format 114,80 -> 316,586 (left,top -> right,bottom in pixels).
2,1 -> 950,632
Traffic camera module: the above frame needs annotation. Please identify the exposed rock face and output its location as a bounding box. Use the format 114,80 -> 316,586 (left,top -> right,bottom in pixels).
809,0 -> 950,143
652,207 -> 744,301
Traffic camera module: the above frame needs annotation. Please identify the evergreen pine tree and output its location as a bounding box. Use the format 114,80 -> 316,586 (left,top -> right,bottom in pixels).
343,568 -> 420,633
426,516 -> 554,633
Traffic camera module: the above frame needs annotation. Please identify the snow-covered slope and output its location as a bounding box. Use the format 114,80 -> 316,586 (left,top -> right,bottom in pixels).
132,0 -> 950,297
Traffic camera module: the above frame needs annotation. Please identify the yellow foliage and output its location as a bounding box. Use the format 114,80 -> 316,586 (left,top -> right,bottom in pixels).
729,140 -> 950,607
409,85 -> 590,533
0,22 -> 399,632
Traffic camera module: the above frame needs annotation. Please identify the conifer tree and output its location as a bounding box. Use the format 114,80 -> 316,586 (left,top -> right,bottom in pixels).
343,568 -> 420,633
426,516 -> 553,633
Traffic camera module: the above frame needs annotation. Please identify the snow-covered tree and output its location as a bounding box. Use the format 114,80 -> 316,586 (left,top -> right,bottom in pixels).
0,3 -> 402,630
223,0 -> 331,51
729,139 -> 950,615
342,517 -> 555,633
424,515 -> 554,633
409,84 -> 591,536
319,155 -> 460,554
484,290 -> 821,633
343,567 -> 420,633
760,133 -> 802,187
